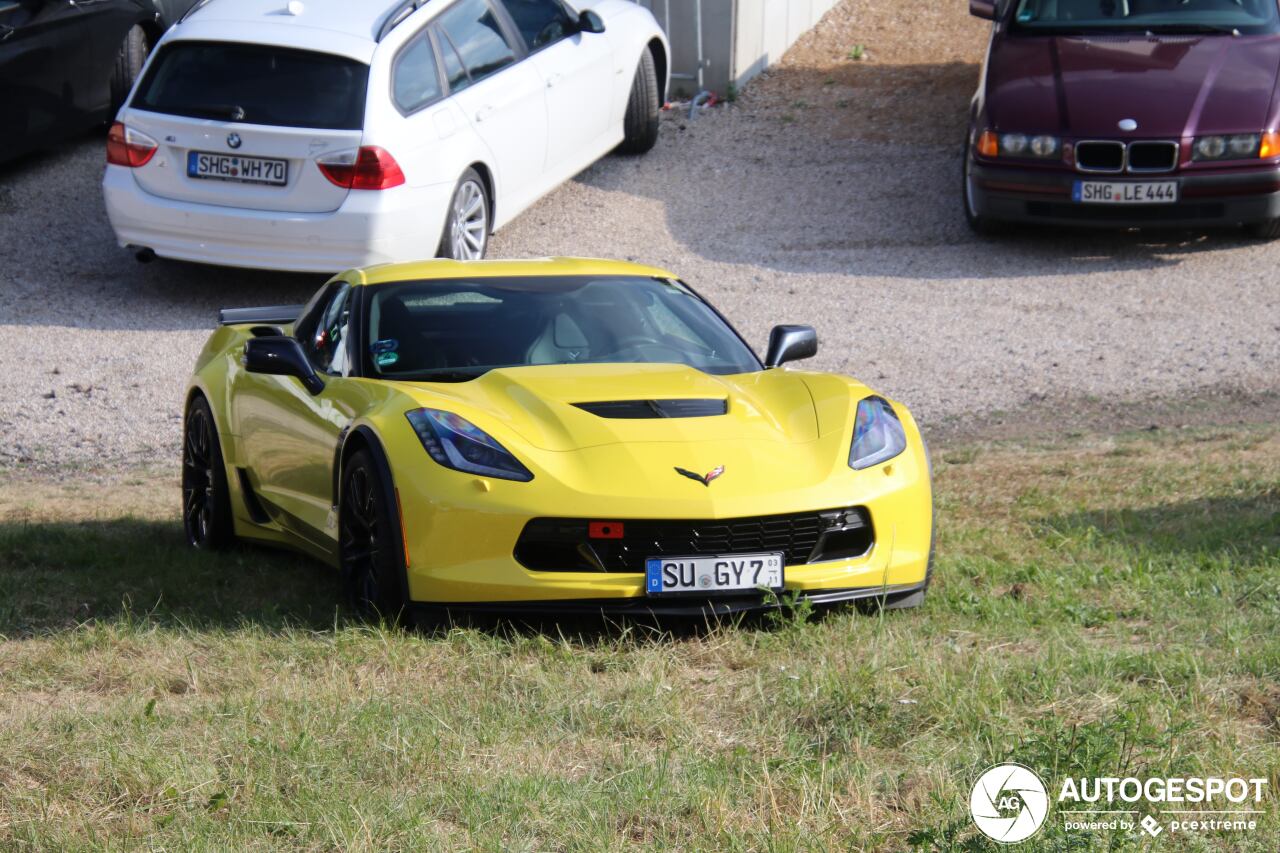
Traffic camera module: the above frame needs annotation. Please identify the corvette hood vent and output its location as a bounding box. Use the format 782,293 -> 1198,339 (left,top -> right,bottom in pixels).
573,398 -> 728,419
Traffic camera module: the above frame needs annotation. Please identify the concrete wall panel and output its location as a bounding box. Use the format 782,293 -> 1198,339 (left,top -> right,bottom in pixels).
630,0 -> 835,98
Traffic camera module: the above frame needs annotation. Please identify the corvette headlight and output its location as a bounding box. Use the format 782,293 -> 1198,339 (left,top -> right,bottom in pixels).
849,396 -> 907,471
405,408 -> 533,482
1193,134 -> 1260,161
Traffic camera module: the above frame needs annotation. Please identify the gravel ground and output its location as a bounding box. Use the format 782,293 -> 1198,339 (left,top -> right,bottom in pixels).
1,0 -> 1278,471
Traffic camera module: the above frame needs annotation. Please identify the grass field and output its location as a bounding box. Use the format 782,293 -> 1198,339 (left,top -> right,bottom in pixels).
0,426 -> 1277,850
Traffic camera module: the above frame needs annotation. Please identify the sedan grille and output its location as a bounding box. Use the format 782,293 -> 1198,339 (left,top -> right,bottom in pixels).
1127,141 -> 1178,173
1075,141 -> 1125,173
515,507 -> 873,573
1074,140 -> 1179,173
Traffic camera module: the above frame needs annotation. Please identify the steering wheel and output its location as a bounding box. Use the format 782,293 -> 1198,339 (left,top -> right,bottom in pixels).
594,336 -> 688,362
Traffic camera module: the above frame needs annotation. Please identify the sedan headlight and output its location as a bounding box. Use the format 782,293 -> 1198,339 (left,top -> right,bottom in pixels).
1193,133 -> 1267,161
849,396 -> 907,471
977,130 -> 1061,159
405,408 -> 533,482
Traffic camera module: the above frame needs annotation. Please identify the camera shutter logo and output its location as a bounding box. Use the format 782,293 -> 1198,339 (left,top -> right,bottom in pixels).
970,764 -> 1050,843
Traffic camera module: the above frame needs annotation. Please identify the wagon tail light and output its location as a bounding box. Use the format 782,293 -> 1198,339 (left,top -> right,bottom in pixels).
316,146 -> 405,190
106,122 -> 158,168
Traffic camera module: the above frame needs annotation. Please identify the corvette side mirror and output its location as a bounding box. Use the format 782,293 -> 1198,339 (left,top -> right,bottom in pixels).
577,9 -> 605,33
764,324 -> 818,368
969,0 -> 996,20
243,336 -> 324,395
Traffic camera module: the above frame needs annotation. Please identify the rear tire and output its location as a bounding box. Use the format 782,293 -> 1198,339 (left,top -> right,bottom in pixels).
617,47 -> 660,155
1245,218 -> 1280,240
110,26 -> 149,112
437,168 -> 489,260
340,449 -> 411,624
182,395 -> 234,551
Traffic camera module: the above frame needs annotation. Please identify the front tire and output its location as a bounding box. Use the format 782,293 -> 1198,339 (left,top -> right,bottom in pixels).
110,26 -> 149,112
962,145 -> 997,236
340,449 -> 411,623
182,395 -> 234,550
617,47 -> 660,155
437,168 -> 489,260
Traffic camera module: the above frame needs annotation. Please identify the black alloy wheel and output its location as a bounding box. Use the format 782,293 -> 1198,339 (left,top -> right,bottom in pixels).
340,450 -> 410,622
182,395 -> 233,550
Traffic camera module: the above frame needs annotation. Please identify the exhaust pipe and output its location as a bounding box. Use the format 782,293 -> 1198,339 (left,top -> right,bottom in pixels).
134,247 -> 156,264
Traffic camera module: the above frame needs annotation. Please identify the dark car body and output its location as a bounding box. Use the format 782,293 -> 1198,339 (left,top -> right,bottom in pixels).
964,0 -> 1280,235
0,0 -> 197,164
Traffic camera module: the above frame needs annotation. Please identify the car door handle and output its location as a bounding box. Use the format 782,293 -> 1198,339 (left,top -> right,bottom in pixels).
475,105 -> 495,123
545,73 -> 562,89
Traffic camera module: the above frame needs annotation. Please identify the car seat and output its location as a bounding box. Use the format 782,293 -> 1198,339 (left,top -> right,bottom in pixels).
526,312 -> 592,364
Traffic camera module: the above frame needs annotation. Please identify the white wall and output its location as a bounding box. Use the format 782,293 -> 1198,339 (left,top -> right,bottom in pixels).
632,0 -> 837,97
731,0 -> 838,90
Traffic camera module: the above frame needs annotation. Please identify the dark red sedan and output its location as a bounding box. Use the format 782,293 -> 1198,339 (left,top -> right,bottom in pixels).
964,0 -> 1280,237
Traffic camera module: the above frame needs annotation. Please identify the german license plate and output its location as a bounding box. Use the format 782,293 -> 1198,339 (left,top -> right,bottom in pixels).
187,151 -> 288,186
1073,180 -> 1177,204
645,553 -> 783,595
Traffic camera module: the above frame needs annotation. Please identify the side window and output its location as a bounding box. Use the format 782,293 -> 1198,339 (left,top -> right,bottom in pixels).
392,32 -> 444,113
497,0 -> 575,51
436,0 -> 517,87
307,284 -> 353,376
435,25 -> 471,92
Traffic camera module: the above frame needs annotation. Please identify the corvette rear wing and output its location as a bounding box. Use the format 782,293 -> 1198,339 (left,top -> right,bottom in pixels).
217,305 -> 305,326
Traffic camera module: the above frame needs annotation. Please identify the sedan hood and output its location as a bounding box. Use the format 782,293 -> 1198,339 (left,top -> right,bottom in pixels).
400,364 -> 840,452
986,34 -> 1280,137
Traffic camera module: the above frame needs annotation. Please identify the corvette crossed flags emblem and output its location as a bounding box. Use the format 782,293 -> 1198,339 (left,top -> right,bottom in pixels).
674,465 -> 725,486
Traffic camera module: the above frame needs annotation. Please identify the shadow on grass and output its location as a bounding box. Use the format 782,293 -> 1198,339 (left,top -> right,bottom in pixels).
1042,491 -> 1280,566
0,519 -> 839,640
0,518 -> 341,636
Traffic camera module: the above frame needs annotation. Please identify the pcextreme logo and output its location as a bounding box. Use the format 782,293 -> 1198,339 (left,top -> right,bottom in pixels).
968,765 -> 1270,843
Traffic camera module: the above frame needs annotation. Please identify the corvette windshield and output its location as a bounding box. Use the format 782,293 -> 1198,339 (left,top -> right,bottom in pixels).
1011,0 -> 1279,34
365,276 -> 761,381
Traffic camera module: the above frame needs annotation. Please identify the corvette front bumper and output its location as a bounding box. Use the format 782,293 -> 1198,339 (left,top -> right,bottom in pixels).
394,437 -> 933,606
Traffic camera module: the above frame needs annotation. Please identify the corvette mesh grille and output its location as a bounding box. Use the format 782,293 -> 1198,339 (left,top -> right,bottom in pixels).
573,399 -> 728,419
515,507 -> 873,573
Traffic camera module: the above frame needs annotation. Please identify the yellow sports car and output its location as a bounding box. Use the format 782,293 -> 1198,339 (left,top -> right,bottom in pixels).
183,258 -> 933,620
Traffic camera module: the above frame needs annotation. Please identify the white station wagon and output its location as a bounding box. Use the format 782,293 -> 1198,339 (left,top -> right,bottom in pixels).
102,0 -> 668,271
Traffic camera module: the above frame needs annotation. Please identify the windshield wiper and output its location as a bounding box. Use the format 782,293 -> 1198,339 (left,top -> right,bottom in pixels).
406,369 -> 486,383
1145,24 -> 1241,36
